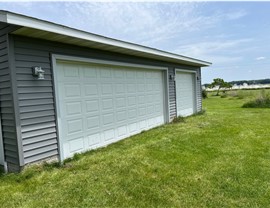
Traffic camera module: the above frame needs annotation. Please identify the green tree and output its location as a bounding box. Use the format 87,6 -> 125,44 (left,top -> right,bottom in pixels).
209,78 -> 232,96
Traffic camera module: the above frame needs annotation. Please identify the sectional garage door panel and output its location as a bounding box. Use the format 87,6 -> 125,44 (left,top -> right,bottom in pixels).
55,61 -> 165,159
176,72 -> 196,117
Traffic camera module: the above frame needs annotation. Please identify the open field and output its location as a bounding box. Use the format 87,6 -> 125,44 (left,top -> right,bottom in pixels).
207,89 -> 270,108
0,91 -> 270,207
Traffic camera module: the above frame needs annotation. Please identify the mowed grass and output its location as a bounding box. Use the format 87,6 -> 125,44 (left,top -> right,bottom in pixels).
1,93 -> 270,207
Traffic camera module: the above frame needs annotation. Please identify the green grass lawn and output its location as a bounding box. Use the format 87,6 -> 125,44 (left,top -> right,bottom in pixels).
1,94 -> 270,207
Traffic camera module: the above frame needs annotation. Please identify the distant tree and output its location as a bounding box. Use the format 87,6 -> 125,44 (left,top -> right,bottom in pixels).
209,78 -> 232,96
223,82 -> 233,90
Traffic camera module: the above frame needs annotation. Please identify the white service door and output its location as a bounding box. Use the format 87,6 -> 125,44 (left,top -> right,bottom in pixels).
55,61 -> 165,159
176,71 -> 196,117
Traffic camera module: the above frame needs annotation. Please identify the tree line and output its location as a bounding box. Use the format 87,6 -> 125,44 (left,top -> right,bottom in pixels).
229,78 -> 270,85
205,78 -> 270,87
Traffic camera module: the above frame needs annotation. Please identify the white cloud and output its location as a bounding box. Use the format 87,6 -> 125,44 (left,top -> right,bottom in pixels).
0,2 -> 248,50
256,56 -> 266,60
63,2 -> 208,45
175,39 -> 252,54
0,2 -> 251,69
225,10 -> 247,20
51,2 -> 248,49
173,39 -> 252,65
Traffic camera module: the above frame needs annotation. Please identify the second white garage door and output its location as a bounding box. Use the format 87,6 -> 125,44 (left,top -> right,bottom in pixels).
176,71 -> 196,117
54,59 -> 166,159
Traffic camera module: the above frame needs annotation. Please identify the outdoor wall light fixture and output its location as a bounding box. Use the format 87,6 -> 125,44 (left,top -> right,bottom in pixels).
32,66 -> 45,80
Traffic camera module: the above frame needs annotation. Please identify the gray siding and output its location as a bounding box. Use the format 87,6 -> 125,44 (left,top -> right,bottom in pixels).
168,67 -> 176,120
14,39 -> 58,164
196,68 -> 202,112
13,35 -> 200,165
0,24 -> 21,171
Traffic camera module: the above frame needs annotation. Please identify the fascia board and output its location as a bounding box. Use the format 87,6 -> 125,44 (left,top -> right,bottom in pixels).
3,11 -> 211,67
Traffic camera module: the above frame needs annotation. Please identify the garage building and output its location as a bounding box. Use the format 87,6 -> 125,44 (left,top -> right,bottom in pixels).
0,11 -> 211,172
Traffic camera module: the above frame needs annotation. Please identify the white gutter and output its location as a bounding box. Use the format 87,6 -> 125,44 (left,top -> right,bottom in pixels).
0,10 -> 211,67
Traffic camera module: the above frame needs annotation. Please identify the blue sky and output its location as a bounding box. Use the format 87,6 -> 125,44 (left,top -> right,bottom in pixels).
0,1 -> 269,84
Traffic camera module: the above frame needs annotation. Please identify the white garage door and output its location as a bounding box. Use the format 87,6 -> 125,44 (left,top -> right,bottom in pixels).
176,71 -> 196,117
55,60 -> 166,159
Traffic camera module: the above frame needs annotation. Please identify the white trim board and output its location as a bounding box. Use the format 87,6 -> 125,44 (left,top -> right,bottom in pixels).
0,115 -> 5,166
175,68 -> 197,74
53,54 -> 168,71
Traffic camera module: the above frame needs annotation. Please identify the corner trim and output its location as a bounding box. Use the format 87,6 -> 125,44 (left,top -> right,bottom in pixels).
0,112 -> 7,172
164,69 -> 170,123
8,34 -> 24,166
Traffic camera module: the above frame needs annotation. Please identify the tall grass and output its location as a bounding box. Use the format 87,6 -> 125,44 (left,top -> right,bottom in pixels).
227,90 -> 255,99
210,89 -> 270,108
242,89 -> 270,108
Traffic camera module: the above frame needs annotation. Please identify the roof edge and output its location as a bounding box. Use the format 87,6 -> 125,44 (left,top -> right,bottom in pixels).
0,10 -> 8,22
0,10 -> 212,67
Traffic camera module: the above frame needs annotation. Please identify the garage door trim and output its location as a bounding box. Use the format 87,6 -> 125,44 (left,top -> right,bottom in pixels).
175,68 -> 198,116
0,116 -> 5,167
51,54 -> 169,161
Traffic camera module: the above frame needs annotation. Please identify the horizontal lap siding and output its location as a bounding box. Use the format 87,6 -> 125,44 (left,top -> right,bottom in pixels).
0,24 -> 20,167
13,35 -> 199,164
196,68 -> 202,112
14,40 -> 58,164
168,67 -> 176,120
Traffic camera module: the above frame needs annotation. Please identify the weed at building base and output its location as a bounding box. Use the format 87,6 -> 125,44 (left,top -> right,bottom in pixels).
172,109 -> 206,124
172,116 -> 186,123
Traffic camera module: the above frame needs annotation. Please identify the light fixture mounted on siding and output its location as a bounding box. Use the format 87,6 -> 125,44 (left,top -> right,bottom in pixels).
32,66 -> 45,80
